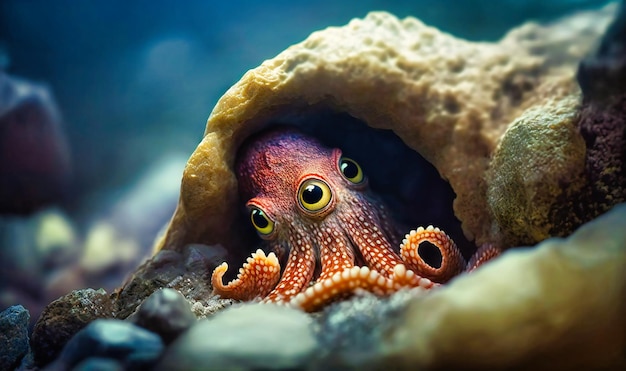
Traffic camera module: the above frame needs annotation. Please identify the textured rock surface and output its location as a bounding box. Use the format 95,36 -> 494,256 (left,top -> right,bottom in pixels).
31,288 -> 115,366
156,304 -> 317,370
0,305 -> 30,370
486,95 -> 587,246
128,288 -> 196,344
114,244 -> 231,320
157,6 -> 613,253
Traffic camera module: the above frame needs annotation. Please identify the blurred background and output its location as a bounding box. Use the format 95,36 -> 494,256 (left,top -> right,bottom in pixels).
0,0 -> 612,323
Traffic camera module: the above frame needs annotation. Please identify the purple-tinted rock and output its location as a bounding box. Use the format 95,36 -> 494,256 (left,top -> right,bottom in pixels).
30,288 -> 114,367
0,305 -> 30,370
0,72 -> 71,215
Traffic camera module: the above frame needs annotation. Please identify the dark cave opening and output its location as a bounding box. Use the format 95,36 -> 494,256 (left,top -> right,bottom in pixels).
229,105 -> 475,267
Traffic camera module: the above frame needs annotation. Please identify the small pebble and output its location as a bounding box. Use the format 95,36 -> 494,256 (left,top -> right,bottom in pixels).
54,319 -> 163,370
129,288 -> 196,344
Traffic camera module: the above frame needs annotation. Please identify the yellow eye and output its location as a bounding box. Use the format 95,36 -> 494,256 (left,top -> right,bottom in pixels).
298,179 -> 332,212
339,157 -> 364,183
250,207 -> 274,235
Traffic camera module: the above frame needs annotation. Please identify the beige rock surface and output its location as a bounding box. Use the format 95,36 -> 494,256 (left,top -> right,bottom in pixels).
157,7 -> 612,252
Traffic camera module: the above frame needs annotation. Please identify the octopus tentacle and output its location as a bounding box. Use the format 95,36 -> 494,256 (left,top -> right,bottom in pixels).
400,225 -> 466,283
211,249 -> 281,301
339,195 -> 405,278
375,201 -> 402,248
290,264 -> 435,312
263,232 -> 316,303
316,225 -> 355,281
467,243 -> 501,272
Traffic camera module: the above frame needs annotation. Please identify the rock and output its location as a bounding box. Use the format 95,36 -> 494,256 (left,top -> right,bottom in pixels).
486,95 -> 587,246
313,289 -> 425,369
156,304 -> 318,370
155,7 -> 614,253
114,244 -> 230,320
128,288 -> 196,344
0,305 -> 30,370
0,72 -> 71,215
48,319 -> 163,370
31,288 -> 115,367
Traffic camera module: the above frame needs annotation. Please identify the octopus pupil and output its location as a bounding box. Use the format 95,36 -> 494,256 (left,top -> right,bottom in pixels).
341,160 -> 358,179
302,184 -> 323,204
252,210 -> 268,228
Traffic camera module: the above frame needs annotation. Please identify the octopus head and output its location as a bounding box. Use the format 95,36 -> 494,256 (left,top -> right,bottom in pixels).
235,127 -> 403,270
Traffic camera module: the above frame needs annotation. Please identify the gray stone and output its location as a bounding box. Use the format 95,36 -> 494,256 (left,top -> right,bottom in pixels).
156,303 -> 318,370
55,319 -> 163,370
313,289 -> 426,370
0,305 -> 30,370
128,288 -> 196,344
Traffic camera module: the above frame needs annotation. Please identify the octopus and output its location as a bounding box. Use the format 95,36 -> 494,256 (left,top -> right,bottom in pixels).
211,127 -> 499,311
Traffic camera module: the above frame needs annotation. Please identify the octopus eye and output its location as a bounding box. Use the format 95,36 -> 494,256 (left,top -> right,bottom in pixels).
339,157 -> 364,184
298,179 -> 332,212
250,207 -> 274,235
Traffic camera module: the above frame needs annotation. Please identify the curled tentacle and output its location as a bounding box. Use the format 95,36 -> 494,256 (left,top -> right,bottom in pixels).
211,249 -> 281,301
400,225 -> 466,283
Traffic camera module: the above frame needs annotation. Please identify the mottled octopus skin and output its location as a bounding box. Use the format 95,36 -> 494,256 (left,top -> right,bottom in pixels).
211,128 -> 497,311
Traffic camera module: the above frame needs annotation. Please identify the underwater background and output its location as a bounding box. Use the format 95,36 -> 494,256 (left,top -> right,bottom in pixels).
0,0 -> 614,325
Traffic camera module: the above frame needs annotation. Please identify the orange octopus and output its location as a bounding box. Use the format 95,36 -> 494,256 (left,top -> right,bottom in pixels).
212,127 -> 498,311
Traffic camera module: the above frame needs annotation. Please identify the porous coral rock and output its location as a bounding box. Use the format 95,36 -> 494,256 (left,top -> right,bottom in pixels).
157,7 -> 614,253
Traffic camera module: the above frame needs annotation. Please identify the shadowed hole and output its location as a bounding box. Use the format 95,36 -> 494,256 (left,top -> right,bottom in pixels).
418,241 -> 443,269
